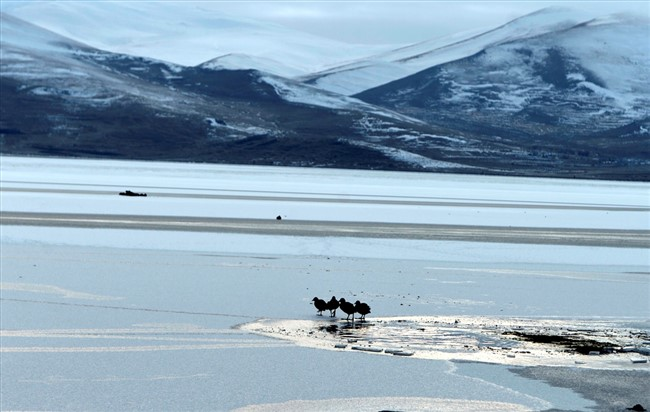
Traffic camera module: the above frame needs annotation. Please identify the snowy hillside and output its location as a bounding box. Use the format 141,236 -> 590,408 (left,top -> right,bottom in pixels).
1,4 -> 648,180
303,8 -> 648,96
2,1 -> 387,76
355,11 -> 650,136
1,12 -> 482,174
0,13 -> 210,113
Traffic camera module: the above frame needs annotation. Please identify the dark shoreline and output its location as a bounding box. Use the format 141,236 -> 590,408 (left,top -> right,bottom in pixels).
2,211 -> 649,248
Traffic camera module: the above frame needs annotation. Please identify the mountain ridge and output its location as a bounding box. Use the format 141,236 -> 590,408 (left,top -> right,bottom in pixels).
303,7 -> 648,95
1,6 -> 648,180
1,13 -> 482,174
2,1 -> 389,76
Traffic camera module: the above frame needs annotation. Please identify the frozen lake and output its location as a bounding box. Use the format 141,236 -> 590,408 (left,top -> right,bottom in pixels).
1,156 -> 649,411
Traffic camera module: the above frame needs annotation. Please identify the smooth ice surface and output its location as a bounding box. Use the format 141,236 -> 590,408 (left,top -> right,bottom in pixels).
2,156 -> 648,230
2,244 -> 602,411
1,156 -> 648,411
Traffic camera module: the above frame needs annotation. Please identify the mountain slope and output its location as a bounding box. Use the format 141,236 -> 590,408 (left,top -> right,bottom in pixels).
352,11 -> 650,180
1,8 -> 648,180
302,8 -> 603,95
0,13 -> 477,173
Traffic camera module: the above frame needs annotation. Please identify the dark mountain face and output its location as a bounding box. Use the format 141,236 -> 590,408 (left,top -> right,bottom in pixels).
354,28 -> 650,180
0,67 -> 416,169
358,45 -> 624,133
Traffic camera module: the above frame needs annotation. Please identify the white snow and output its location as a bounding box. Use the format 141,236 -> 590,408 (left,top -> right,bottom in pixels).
344,140 -> 474,170
1,156 -> 648,411
261,75 -> 368,110
243,315 -> 650,368
258,75 -> 422,125
2,1 -> 389,76
202,53 -> 307,78
550,14 -> 650,117
305,8 -> 650,99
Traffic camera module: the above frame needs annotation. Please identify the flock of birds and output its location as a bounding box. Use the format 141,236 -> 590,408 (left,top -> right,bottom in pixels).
311,296 -> 371,321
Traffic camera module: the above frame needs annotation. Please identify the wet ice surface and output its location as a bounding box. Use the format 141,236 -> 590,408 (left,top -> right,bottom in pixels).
243,316 -> 650,367
0,345 -> 583,411
2,243 -> 647,411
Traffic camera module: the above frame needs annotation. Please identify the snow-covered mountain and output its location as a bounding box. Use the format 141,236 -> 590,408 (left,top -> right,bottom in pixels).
354,9 -> 650,170
1,4 -> 648,180
0,12 -> 478,173
303,8 -> 649,96
2,1 -> 388,77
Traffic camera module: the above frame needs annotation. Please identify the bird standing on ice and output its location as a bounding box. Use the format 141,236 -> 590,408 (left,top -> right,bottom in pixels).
326,296 -> 339,317
311,297 -> 328,316
354,300 -> 371,321
338,298 -> 356,321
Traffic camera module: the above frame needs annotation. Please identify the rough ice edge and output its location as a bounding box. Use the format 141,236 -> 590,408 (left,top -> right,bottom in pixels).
240,315 -> 650,370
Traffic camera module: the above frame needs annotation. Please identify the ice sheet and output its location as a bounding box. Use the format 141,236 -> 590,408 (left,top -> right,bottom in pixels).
1,156 -> 648,411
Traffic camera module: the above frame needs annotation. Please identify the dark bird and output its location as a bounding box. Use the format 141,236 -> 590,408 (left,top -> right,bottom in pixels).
354,300 -> 371,321
326,296 -> 339,317
338,298 -> 356,321
311,297 -> 328,316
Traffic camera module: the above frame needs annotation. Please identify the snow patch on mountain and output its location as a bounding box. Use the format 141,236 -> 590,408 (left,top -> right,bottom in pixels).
204,116 -> 277,140
552,14 -> 650,114
261,75 -> 367,110
344,140 -> 473,170
259,75 -> 425,125
201,54 -> 304,78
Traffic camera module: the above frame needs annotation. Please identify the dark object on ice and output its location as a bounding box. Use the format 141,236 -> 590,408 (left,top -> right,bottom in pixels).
276,215 -> 282,220
354,300 -> 371,321
628,405 -> 647,412
338,298 -> 356,321
119,190 -> 147,197
326,296 -> 339,317
503,330 -> 621,355
311,297 -> 328,316
319,324 -> 339,334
